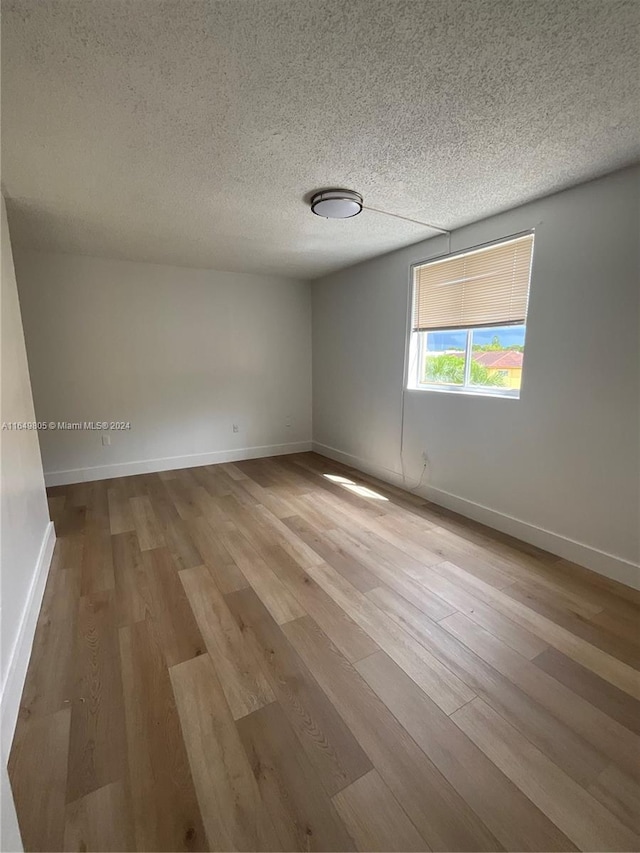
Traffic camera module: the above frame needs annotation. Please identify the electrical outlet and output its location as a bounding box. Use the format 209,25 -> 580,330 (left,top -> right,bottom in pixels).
421,450 -> 428,463
285,414 -> 292,428
102,433 -> 111,446
232,424 -> 239,433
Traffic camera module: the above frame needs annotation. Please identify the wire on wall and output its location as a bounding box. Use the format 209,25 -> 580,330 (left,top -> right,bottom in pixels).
396,224 -> 452,493
359,202 -> 453,493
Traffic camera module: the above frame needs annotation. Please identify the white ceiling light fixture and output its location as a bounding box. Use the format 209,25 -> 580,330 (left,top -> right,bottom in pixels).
310,189 -> 363,219
309,187 -> 451,240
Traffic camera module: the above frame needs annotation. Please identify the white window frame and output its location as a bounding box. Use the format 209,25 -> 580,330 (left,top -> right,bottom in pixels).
409,326 -> 523,398
405,232 -> 534,401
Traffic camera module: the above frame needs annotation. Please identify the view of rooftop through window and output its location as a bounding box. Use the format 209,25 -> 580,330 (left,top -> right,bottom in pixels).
422,324 -> 526,392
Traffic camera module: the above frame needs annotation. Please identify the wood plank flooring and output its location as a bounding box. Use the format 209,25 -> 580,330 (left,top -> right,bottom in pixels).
9,452 -> 640,852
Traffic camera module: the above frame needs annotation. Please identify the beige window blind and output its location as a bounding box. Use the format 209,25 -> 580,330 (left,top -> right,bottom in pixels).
413,233 -> 534,332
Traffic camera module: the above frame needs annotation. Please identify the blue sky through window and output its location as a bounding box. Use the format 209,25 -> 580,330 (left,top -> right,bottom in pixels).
427,325 -> 526,351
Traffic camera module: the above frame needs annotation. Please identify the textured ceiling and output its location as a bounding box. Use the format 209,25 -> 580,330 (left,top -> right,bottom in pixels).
2,1 -> 639,279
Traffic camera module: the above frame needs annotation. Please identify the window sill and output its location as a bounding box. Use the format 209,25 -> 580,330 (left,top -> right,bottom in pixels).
406,385 -> 520,400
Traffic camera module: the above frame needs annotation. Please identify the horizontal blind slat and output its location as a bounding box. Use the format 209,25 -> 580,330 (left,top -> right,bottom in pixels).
413,234 -> 534,331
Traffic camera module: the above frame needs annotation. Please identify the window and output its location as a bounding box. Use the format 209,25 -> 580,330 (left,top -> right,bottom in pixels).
408,233 -> 534,398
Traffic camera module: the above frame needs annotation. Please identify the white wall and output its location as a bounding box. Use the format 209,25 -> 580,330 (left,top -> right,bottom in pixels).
1,762 -> 22,853
14,252 -> 312,484
1,197 -> 55,852
312,167 -> 640,587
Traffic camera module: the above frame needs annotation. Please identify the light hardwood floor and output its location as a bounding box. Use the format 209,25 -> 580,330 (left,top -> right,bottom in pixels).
9,452 -> 640,852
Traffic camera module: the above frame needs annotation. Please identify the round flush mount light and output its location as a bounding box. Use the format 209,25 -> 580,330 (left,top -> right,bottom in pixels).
310,189 -> 363,219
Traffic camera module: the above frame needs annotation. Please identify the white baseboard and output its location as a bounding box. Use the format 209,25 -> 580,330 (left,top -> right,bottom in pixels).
313,442 -> 640,591
1,521 -> 56,759
44,441 -> 314,487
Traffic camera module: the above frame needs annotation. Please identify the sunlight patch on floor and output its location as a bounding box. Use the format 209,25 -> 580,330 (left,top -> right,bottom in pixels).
323,474 -> 354,484
323,473 -> 389,501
